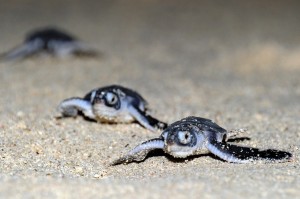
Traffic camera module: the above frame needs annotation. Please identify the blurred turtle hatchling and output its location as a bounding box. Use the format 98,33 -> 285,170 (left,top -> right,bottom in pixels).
1,27 -> 98,61
58,85 -> 167,132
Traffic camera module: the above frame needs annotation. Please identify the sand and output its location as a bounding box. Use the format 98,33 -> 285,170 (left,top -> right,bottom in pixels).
0,0 -> 299,198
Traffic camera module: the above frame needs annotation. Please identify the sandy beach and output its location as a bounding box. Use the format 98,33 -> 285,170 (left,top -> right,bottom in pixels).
0,0 -> 299,198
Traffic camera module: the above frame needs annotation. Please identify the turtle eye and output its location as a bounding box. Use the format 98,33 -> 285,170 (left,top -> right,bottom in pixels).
177,131 -> 192,145
105,92 -> 118,105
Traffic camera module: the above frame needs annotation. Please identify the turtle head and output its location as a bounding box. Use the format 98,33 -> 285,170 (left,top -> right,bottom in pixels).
91,87 -> 126,122
161,125 -> 204,158
93,90 -> 121,109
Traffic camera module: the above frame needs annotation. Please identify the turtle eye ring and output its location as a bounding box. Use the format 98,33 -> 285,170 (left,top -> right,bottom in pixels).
105,92 -> 118,105
177,131 -> 192,145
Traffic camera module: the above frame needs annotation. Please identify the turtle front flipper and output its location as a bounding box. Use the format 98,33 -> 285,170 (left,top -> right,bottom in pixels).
111,138 -> 164,165
128,105 -> 167,131
206,139 -> 292,163
1,40 -> 43,61
58,97 -> 95,119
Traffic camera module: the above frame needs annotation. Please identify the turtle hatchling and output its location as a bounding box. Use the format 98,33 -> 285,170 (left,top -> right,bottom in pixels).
1,27 -> 98,61
111,116 -> 292,165
58,85 -> 167,131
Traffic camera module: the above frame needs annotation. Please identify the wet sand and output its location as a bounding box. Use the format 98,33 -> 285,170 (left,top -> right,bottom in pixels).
0,0 -> 299,198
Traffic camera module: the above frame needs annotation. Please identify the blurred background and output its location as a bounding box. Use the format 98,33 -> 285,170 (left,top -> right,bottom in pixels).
1,0 -> 299,119
0,1 -> 299,198
1,0 -> 300,72
0,0 -> 300,131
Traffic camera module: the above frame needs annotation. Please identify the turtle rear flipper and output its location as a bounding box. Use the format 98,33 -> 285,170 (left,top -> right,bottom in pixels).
70,42 -> 99,57
206,140 -> 292,163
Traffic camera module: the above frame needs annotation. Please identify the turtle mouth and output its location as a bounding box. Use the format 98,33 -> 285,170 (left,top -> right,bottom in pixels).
93,103 -> 118,119
164,143 -> 195,158
92,103 -> 134,123
166,147 -> 195,158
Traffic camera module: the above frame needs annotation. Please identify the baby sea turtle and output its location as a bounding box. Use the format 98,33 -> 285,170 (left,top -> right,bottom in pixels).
58,85 -> 167,131
1,27 -> 98,61
111,116 -> 292,165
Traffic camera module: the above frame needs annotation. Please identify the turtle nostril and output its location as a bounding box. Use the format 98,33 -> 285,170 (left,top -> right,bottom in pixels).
94,96 -> 103,103
93,98 -> 103,105
166,137 -> 175,145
